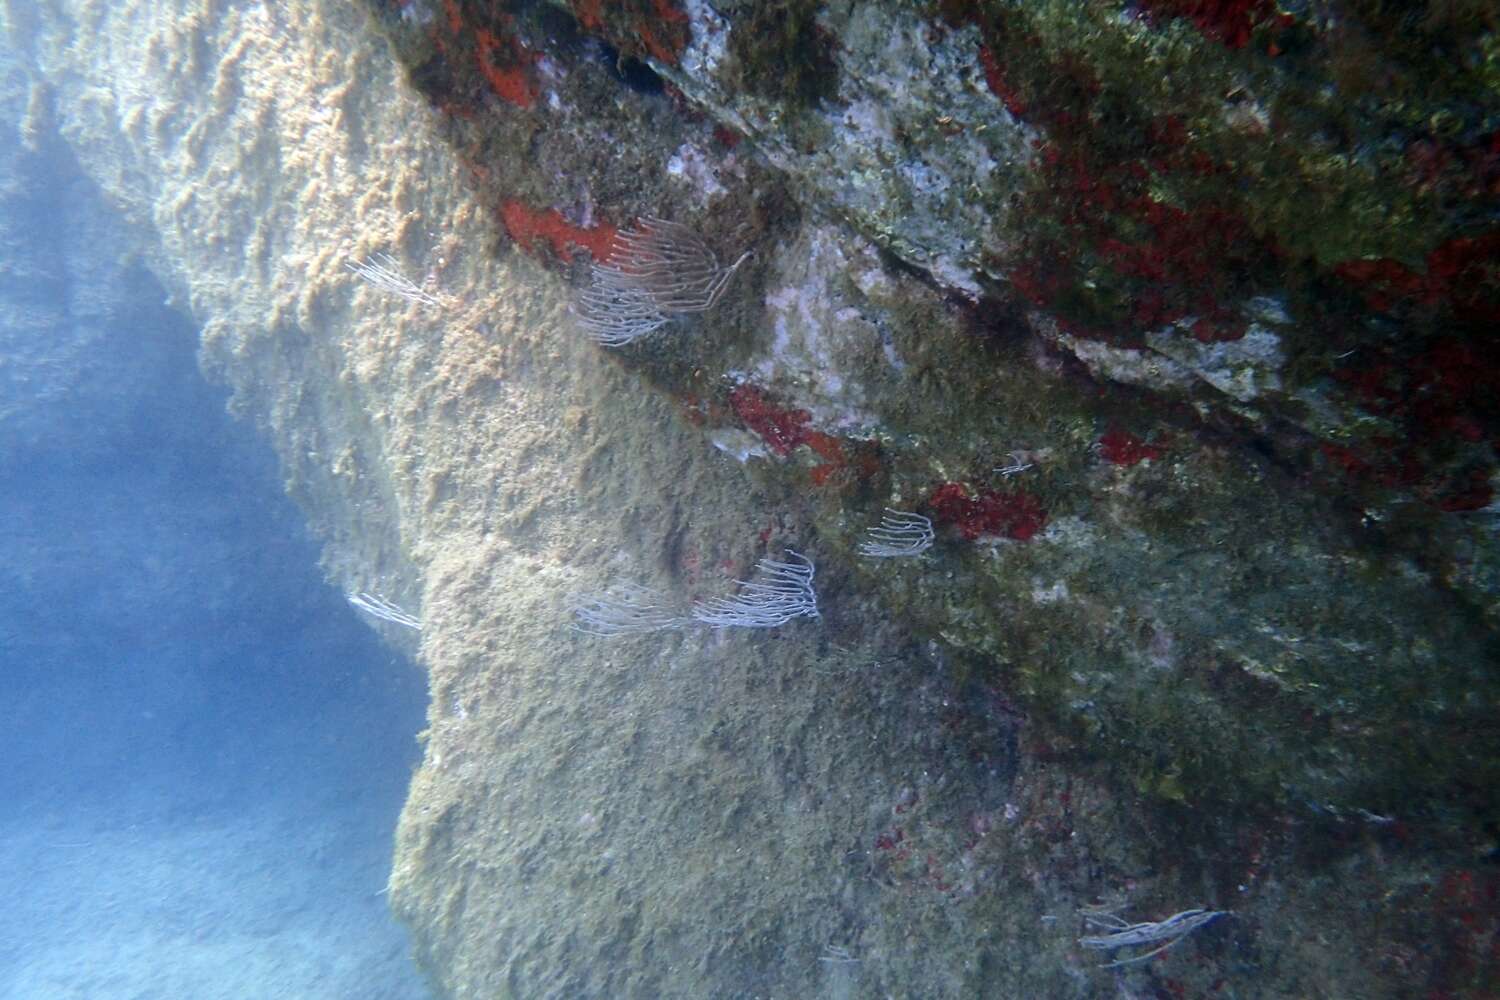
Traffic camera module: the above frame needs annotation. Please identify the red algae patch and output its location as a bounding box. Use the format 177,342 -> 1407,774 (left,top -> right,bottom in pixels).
1098,430 -> 1167,466
499,201 -> 619,263
928,482 -> 1048,542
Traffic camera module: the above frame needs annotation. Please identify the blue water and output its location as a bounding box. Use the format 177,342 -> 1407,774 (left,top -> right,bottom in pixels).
0,155 -> 432,999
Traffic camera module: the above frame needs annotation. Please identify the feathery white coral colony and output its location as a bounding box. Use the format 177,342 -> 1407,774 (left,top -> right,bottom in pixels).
347,592 -> 423,631
576,217 -> 749,346
571,551 -> 818,635
690,551 -> 819,628
1078,908 -> 1229,968
569,583 -> 691,637
345,252 -> 444,308
858,509 -> 934,558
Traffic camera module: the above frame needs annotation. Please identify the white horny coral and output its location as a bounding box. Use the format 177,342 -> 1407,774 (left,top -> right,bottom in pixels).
577,217 -> 749,346
691,551 -> 819,628
569,584 -> 690,636
347,592 -> 423,631
1078,908 -> 1229,968
345,252 -> 444,308
858,509 -> 934,558
570,551 -> 820,636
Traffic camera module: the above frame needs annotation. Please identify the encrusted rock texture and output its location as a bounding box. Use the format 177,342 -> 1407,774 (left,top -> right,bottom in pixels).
9,0 -> 1499,996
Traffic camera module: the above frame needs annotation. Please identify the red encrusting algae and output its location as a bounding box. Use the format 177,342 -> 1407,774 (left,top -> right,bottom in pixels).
728,384 -> 812,457
1333,231 -> 1500,326
569,0 -> 691,66
499,201 -> 619,263
442,0 -> 463,34
928,483 -> 1048,541
638,0 -> 691,64
1324,330 -> 1500,511
1003,115 -> 1268,346
1098,430 -> 1167,466
475,25 -> 539,108
976,45 -> 1026,119
424,2 -> 541,111
726,385 -> 878,488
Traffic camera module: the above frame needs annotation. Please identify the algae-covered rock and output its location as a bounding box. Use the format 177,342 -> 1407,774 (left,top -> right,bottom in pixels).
356,0 -> 1500,817
352,0 -> 1498,991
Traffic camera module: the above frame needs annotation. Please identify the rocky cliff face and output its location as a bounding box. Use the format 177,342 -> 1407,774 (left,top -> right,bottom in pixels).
364,0 -> 1500,822
8,0 -> 1498,996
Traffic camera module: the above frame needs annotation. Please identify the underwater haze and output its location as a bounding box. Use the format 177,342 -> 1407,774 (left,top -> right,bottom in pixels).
0,119 -> 432,998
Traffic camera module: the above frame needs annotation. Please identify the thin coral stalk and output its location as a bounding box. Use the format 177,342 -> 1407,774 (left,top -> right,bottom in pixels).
345,252 -> 444,308
348,592 -> 423,631
1078,908 -> 1228,968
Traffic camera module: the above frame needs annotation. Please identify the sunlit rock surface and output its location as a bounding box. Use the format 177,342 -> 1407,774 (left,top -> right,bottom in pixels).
8,0 -> 1498,996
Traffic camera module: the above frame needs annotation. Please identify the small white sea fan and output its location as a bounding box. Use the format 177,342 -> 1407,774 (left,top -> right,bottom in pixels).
858,509 -> 934,558
576,217 -> 749,346
576,277 -> 672,347
691,551 -> 819,628
345,252 -> 444,308
569,583 -> 688,636
1078,908 -> 1229,968
347,592 -> 423,631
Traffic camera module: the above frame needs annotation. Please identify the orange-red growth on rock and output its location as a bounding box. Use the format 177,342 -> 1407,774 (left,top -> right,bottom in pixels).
475,26 -> 538,108
1134,0 -> 1290,50
1334,231 -> 1500,326
928,483 -> 1048,541
1098,430 -> 1166,466
729,384 -> 812,457
725,384 -> 878,487
499,201 -> 619,263
977,45 -> 1027,118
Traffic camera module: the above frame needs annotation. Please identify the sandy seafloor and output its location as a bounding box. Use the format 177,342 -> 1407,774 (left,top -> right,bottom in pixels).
0,784 -> 430,1000
0,335 -> 436,1000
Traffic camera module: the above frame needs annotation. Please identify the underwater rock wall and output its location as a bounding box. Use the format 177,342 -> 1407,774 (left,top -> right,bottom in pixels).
361,0 -> 1500,992
363,0 -> 1500,834
8,0 -> 1500,996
